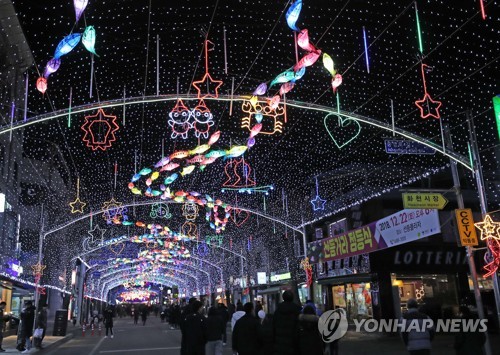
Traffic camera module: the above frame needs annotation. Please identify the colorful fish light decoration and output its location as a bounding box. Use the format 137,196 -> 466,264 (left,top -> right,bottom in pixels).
322,53 -> 336,76
286,0 -> 303,32
36,77 -> 48,94
82,26 -> 99,56
43,58 -> 61,78
74,0 -> 89,23
54,33 -> 82,59
253,83 -> 268,96
331,74 -> 343,92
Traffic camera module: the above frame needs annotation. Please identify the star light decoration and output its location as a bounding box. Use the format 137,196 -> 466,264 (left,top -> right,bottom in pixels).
474,215 -> 500,277
88,224 -> 107,247
191,40 -> 223,99
310,176 -> 326,211
474,215 -> 500,241
31,263 -> 47,276
102,197 -> 128,224
81,108 -> 120,151
414,63 -> 442,119
300,257 -> 313,287
69,177 -> 86,213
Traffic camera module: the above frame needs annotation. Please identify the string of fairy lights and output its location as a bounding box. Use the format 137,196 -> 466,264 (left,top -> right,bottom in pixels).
1,0 -> 498,296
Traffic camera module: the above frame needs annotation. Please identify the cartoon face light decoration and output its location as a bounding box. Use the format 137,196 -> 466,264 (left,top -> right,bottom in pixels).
168,99 -> 192,139
241,100 -> 285,135
192,99 -> 215,139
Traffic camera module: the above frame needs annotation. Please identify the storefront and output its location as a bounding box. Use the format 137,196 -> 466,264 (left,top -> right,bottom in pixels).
370,243 -> 473,320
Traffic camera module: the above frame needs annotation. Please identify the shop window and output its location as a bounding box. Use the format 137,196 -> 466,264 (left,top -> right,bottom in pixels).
332,283 -> 373,323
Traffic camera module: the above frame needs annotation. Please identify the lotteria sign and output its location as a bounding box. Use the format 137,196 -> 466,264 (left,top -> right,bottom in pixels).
307,209 -> 441,263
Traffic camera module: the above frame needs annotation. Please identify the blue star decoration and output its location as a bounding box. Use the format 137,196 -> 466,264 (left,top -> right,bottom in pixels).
310,195 -> 327,211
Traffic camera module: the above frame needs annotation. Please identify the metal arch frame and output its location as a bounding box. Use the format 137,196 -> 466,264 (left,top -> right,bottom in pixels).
92,254 -> 223,292
77,231 -> 247,262
101,272 -> 192,300
1,94 -> 472,171
94,261 -> 208,291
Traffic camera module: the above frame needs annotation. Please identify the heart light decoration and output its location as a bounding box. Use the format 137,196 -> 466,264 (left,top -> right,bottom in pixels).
323,113 -> 361,149
231,208 -> 250,227
109,242 -> 125,255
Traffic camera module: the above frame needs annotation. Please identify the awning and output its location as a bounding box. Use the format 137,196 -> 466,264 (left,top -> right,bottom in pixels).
316,274 -> 372,285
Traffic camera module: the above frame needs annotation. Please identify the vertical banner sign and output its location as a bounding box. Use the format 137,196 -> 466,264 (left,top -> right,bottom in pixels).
455,209 -> 478,246
493,95 -> 500,142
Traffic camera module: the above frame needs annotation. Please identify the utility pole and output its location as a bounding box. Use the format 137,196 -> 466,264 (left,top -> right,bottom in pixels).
466,111 -> 500,325
444,124 -> 492,355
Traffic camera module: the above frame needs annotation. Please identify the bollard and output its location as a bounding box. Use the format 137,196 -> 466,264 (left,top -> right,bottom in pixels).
82,323 -> 86,337
91,322 -> 95,336
98,322 -> 102,336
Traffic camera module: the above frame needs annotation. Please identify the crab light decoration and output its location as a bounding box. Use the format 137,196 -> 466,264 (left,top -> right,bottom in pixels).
241,100 -> 285,135
36,77 -> 48,94
54,33 -> 82,59
82,26 -> 99,56
74,0 -> 89,23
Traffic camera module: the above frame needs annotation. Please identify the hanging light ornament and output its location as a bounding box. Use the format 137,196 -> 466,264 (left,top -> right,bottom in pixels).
36,77 -> 48,94
54,33 -> 82,59
43,58 -> 61,78
286,0 -> 303,31
322,53 -> 336,76
331,74 -> 343,93
253,83 -> 268,96
74,0 -> 89,23
82,26 -> 99,56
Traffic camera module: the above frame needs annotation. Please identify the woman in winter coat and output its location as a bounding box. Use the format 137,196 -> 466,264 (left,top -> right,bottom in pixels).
258,313 -> 274,355
297,305 -> 324,355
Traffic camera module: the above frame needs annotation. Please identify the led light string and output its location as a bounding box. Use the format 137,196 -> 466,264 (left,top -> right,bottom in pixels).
232,1 -> 292,95
350,0 -> 494,115
186,0 -> 220,94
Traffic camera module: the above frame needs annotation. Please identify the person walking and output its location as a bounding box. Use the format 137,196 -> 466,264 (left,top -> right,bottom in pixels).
34,304 -> 48,349
297,305 -> 323,355
0,301 -> 10,352
258,313 -> 274,355
204,307 -> 224,355
454,306 -> 486,355
20,300 -> 36,353
103,306 -> 114,339
133,309 -> 139,325
180,298 -> 197,355
232,302 -> 261,355
182,301 -> 206,355
401,298 -> 435,355
216,303 -> 229,345
141,308 -> 148,326
272,290 -> 301,355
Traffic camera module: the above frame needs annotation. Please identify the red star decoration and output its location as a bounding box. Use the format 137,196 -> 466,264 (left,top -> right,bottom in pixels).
81,108 -> 119,151
192,72 -> 223,99
415,93 -> 442,119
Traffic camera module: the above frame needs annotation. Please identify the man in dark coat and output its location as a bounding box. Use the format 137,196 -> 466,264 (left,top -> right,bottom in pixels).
20,300 -> 36,352
180,298 -> 197,355
232,302 -> 261,355
34,304 -> 48,349
272,290 -> 301,355
454,306 -> 486,355
182,301 -> 206,355
204,307 -> 225,354
0,301 -> 10,352
297,305 -> 323,355
216,303 -> 229,345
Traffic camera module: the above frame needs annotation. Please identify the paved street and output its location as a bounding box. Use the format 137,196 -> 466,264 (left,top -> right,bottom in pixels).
3,316 -> 500,354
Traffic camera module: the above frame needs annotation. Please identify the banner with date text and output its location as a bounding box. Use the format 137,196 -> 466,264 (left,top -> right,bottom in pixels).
307,209 -> 441,263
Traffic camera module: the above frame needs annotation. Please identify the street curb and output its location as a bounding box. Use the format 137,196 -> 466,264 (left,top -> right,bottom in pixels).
34,333 -> 74,353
